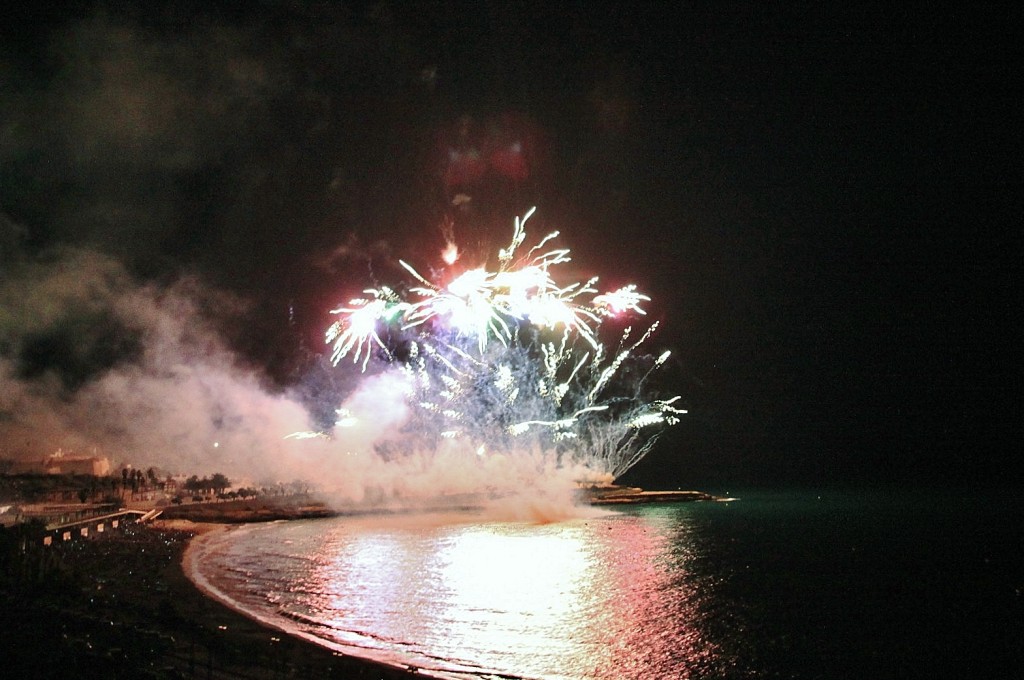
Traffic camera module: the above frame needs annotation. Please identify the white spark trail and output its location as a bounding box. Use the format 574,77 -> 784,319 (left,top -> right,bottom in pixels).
319,209 -> 683,482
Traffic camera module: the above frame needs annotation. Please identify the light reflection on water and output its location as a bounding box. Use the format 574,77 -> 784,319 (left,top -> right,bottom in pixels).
194,508 -> 726,679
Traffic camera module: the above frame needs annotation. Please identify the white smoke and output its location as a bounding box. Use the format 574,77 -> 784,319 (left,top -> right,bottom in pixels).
0,245 -> 598,514
0,246 -> 313,480
299,369 -> 590,512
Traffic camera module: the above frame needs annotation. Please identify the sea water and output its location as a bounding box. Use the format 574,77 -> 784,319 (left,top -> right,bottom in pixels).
188,488 -> 1022,678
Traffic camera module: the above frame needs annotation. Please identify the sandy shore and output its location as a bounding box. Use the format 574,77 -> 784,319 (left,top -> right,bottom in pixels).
1,516 -> 424,679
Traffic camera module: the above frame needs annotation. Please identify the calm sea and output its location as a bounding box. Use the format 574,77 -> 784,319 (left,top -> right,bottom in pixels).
188,488 -> 1022,679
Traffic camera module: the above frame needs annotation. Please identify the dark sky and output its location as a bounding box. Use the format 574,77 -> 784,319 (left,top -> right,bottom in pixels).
2,1 -> 1020,487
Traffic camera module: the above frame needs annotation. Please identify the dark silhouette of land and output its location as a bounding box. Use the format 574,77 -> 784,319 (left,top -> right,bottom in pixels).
0,514 -> 422,679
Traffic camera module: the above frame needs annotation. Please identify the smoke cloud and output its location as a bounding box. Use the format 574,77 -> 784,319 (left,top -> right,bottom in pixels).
0,229 -> 599,509
0,240 -> 312,480
0,3 -> 640,509
0,4 -> 433,490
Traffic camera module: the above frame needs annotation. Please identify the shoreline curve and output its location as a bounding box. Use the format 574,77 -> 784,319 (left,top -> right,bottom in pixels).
180,520 -> 517,680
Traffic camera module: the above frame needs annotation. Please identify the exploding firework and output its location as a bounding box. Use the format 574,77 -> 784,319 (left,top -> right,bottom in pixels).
319,209 -> 684,483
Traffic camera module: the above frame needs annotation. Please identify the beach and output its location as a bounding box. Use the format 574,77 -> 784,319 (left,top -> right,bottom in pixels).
1,514 -> 423,679
2,490 -> 727,679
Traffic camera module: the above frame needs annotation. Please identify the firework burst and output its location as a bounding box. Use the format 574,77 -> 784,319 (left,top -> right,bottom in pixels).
322,209 -> 683,482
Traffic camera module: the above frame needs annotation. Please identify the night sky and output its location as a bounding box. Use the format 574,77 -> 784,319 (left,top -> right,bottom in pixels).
1,2 -> 1019,488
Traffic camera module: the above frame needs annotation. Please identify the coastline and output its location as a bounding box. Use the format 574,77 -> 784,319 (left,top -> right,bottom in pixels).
180,518 -> 534,680
168,489 -> 720,679
179,521 -> 443,679
0,514 -> 423,679
173,490 -> 721,680
2,491 -> 719,678
171,518 -> 436,679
